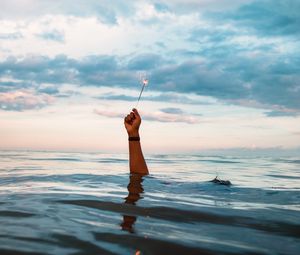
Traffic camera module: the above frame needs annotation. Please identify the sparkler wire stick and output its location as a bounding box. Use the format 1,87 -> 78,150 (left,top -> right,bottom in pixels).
136,78 -> 148,108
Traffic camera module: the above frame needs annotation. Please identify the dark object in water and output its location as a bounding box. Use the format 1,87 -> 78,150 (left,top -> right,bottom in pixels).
210,176 -> 232,186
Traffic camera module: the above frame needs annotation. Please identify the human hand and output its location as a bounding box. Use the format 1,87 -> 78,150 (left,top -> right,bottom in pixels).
124,108 -> 141,137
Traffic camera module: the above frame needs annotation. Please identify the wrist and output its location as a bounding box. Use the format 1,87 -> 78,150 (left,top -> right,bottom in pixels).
128,131 -> 139,137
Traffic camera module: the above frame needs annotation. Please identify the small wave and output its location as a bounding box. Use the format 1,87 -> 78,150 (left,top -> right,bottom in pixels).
273,159 -> 300,164
287,159 -> 300,164
97,158 -> 128,163
0,210 -> 35,218
30,157 -> 82,162
58,199 -> 300,239
196,159 -> 240,164
0,248 -> 45,255
0,174 -> 128,185
0,234 -> 117,255
267,174 -> 300,180
94,232 -> 240,255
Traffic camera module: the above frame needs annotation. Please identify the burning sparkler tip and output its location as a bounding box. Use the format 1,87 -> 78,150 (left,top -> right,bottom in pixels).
143,79 -> 149,86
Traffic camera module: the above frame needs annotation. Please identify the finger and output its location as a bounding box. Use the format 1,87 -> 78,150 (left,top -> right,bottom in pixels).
132,108 -> 140,118
125,115 -> 131,123
129,114 -> 134,122
130,112 -> 135,119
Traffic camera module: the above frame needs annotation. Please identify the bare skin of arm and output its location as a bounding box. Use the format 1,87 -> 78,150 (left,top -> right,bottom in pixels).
124,108 -> 149,175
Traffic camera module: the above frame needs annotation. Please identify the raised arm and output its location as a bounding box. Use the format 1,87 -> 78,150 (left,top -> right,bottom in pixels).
124,108 -> 149,175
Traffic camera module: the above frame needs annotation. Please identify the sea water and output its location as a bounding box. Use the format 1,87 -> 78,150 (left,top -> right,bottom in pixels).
0,151 -> 299,255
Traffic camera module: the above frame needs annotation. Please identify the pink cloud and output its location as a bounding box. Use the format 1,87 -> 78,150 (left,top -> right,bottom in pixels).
0,90 -> 54,111
93,109 -> 124,118
94,109 -> 199,124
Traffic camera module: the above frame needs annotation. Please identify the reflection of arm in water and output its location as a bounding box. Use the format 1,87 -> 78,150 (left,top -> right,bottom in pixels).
124,108 -> 149,175
121,174 -> 144,233
125,174 -> 144,205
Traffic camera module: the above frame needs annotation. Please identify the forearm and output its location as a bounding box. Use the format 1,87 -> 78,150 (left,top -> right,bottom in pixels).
128,133 -> 148,175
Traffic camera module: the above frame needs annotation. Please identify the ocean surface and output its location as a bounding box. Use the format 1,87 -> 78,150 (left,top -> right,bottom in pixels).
0,151 -> 299,255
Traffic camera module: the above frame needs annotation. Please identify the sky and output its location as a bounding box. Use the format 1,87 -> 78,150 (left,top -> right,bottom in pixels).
0,0 -> 299,154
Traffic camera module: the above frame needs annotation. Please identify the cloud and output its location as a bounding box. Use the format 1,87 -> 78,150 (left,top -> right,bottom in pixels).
0,90 -> 54,111
96,92 -> 213,105
0,0 -> 135,24
0,32 -> 23,40
0,80 -> 33,93
0,0 -> 251,23
93,109 -> 124,118
37,85 -> 60,95
95,94 -> 136,101
152,54 -> 300,112
208,0 -> 300,37
142,111 -> 199,124
36,30 -> 65,43
127,54 -> 162,70
0,0 -> 298,116
264,110 -> 299,118
159,107 -> 184,114
151,0 -> 252,13
94,108 -> 199,124
0,52 -> 299,113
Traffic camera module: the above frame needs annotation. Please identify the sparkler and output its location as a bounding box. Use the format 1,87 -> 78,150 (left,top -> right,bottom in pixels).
135,75 -> 149,108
